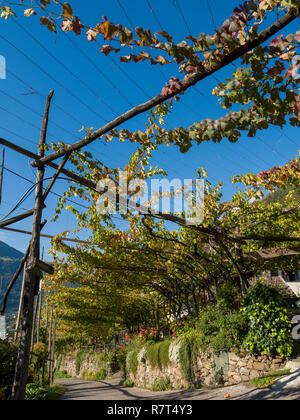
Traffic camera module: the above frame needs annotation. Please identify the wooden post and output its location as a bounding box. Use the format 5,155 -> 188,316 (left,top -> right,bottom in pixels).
51,315 -> 56,384
48,306 -> 53,383
35,248 -> 44,346
11,90 -> 54,400
30,295 -> 37,354
36,283 -> 42,344
0,148 -> 5,204
14,264 -> 26,343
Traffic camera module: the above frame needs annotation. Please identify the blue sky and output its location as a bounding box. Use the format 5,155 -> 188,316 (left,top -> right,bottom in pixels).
0,0 -> 298,255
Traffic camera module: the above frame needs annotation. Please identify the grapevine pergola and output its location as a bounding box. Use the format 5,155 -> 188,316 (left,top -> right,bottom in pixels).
0,0 -> 299,400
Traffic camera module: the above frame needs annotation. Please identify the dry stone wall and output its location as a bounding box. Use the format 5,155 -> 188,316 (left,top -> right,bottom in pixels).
58,348 -> 288,389
128,347 -> 288,389
58,353 -> 109,378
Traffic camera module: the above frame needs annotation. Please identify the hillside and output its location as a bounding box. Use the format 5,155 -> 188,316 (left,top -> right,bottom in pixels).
0,241 -> 24,314
264,186 -> 300,204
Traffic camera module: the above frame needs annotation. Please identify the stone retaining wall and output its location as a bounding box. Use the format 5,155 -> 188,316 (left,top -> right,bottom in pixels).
129,348 -> 287,389
59,353 -> 108,378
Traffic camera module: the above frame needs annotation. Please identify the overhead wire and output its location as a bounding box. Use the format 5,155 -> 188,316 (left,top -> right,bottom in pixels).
0,33 -> 110,123
169,0 -> 295,168
172,0 -> 192,35
63,32 -> 135,108
13,19 -> 120,118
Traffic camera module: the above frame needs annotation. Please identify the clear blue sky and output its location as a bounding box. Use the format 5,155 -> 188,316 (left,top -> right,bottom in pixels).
0,0 -> 298,255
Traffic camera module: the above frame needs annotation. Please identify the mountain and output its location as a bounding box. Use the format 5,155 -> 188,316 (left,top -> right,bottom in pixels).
0,241 -> 24,314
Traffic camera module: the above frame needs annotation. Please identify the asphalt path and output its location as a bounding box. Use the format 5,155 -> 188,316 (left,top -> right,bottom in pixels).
56,368 -> 300,400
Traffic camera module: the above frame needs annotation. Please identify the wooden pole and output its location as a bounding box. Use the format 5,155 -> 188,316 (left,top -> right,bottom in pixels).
0,225 -> 91,245
31,295 -> 39,354
48,307 -> 53,383
51,315 -> 56,384
0,148 -> 5,204
11,90 -> 54,401
41,299 -> 49,387
36,284 -> 42,344
14,264 -> 26,343
36,248 -> 44,345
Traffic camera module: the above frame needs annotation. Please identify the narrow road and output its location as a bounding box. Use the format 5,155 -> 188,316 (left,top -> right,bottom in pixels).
56,369 -> 300,400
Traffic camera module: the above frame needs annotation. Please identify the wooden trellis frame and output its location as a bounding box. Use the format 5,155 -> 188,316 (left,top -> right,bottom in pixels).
0,8 -> 298,400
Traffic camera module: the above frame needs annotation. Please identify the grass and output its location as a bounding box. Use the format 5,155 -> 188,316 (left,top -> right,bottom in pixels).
54,370 -> 72,379
250,369 -> 291,389
45,385 -> 65,400
119,378 -> 135,388
151,377 -> 173,392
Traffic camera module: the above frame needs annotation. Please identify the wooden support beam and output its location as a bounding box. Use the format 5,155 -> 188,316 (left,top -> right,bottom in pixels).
36,260 -> 54,275
42,152 -> 71,202
243,246 -> 300,262
12,90 -> 54,401
0,209 -> 34,228
0,137 -> 98,192
0,148 -> 5,204
0,225 -> 91,245
30,10 -> 298,168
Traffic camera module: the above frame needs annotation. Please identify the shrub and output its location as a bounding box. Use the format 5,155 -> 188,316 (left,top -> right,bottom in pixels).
241,283 -> 293,358
25,384 -> 48,400
169,317 -> 196,339
33,343 -> 48,362
120,378 -> 135,387
145,341 -> 172,370
159,341 -> 172,368
81,368 -> 107,381
178,330 -> 204,384
179,341 -> 193,384
54,370 -> 71,379
146,343 -> 161,369
116,347 -> 128,378
94,368 -> 107,380
75,349 -> 89,376
217,282 -> 240,312
197,306 -> 247,353
126,349 -> 139,374
151,376 -> 173,392
137,326 -> 159,344
56,354 -> 62,372
0,340 -> 17,400
25,384 -> 65,400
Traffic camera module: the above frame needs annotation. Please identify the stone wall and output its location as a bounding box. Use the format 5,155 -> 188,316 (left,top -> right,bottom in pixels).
128,347 -> 288,389
130,360 -> 188,389
58,353 -> 109,378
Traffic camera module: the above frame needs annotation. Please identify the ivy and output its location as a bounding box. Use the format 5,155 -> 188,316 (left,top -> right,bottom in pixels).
241,283 -> 294,358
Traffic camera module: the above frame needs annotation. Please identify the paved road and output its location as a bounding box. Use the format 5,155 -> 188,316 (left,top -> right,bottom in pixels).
56,368 -> 300,400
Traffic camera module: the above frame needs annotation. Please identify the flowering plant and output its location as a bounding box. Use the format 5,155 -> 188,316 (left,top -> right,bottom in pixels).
169,318 -> 192,338
137,326 -> 158,343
